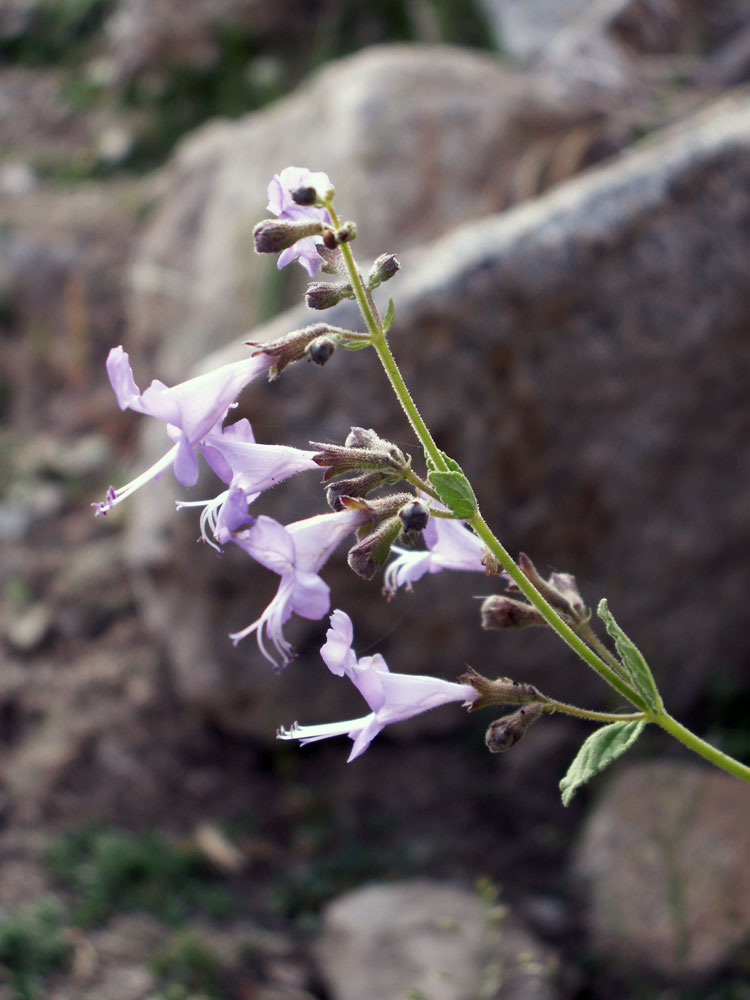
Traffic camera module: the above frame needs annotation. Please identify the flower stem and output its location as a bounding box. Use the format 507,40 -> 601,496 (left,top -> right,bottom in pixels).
544,701 -> 646,724
325,199 -> 448,474
653,711 -> 750,782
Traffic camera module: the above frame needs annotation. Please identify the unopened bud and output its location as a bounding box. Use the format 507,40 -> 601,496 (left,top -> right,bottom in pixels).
347,516 -> 403,580
368,253 -> 400,288
398,499 -> 429,534
337,222 -> 356,243
305,281 -> 352,310
291,185 -> 317,206
322,229 -> 338,250
485,703 -> 544,753
481,595 -> 546,630
308,336 -> 335,366
253,217 -> 324,254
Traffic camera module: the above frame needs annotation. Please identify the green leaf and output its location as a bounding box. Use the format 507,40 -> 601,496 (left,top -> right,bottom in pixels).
383,298 -> 395,332
428,469 -> 478,519
560,720 -> 646,806
597,599 -> 663,713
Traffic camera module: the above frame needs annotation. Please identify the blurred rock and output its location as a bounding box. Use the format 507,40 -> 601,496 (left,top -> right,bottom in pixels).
480,0 -> 592,60
126,84 -> 750,738
316,880 -> 559,1000
573,761 -> 750,977
0,180 -> 148,430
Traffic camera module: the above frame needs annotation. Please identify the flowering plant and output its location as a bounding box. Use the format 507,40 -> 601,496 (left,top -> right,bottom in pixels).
96,167 -> 750,801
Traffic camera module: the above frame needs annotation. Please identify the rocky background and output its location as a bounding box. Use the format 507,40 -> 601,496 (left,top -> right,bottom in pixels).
2,1 -> 750,998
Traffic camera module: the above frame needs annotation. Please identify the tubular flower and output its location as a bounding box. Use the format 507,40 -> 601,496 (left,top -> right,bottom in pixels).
383,514 -> 486,594
278,610 -> 479,760
267,167 -> 333,276
94,347 -> 273,513
229,508 -> 369,667
178,419 -> 319,548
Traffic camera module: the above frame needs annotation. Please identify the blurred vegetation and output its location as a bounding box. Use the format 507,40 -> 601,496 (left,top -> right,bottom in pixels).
0,899 -> 71,1000
0,0 -> 496,177
149,931 -> 222,999
45,824 -> 235,926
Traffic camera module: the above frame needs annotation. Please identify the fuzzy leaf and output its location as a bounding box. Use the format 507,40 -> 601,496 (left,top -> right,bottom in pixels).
597,599 -> 662,712
428,470 -> 478,519
560,720 -> 646,806
383,298 -> 395,333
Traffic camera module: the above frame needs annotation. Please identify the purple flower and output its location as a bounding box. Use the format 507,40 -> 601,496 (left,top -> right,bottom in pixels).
267,167 -> 333,277
179,419 -> 319,548
94,347 -> 273,514
229,507 -> 368,667
383,514 -> 486,593
277,610 -> 478,760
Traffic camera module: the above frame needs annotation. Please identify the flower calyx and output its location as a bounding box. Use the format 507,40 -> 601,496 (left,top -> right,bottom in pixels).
311,428 -> 409,482
247,323 -> 343,379
253,217 -> 325,255
458,665 -> 543,712
305,280 -> 354,311
481,595 -> 546,630
345,493 -> 428,581
485,703 -> 545,753
502,553 -> 589,624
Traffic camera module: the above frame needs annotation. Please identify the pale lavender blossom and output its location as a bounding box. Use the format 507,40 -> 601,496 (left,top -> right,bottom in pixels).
267,167 -> 333,276
179,419 -> 319,548
229,508 -> 368,667
94,347 -> 274,514
383,514 -> 486,593
278,610 -> 478,760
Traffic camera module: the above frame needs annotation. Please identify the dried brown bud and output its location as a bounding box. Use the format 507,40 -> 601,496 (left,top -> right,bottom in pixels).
485,703 -> 544,753
311,431 -> 407,481
515,553 -> 588,622
481,595 -> 546,630
458,666 -> 542,711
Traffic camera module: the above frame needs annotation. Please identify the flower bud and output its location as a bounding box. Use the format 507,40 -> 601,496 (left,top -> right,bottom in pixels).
485,703 -> 544,753
253,217 -> 324,254
347,516 -> 403,580
481,595 -> 546,630
305,281 -> 353,310
291,185 -> 317,206
336,222 -> 357,243
368,253 -> 400,288
308,336 -> 335,366
398,499 -> 429,534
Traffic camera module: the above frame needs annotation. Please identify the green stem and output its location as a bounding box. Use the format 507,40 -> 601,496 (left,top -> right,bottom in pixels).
325,199 -> 448,474
654,711 -> 750,782
545,701 -> 646,724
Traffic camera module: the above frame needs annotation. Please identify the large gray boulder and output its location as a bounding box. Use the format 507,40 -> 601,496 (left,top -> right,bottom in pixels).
573,761 -> 750,977
315,880 -> 559,1000
123,66 -> 750,743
